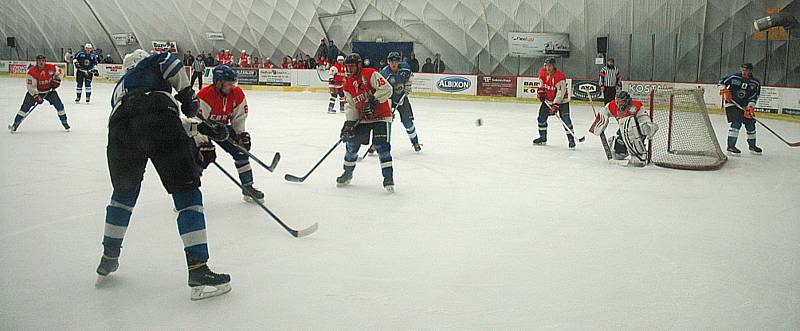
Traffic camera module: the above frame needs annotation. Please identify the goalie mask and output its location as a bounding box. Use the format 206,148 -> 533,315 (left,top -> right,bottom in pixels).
616,91 -> 632,111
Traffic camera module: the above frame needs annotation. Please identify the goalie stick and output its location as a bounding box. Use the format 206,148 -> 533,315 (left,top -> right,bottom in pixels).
731,102 -> 800,147
213,161 -> 318,237
585,93 -> 614,160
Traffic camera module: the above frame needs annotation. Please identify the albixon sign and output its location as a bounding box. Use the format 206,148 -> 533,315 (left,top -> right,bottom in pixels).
437,76 -> 472,93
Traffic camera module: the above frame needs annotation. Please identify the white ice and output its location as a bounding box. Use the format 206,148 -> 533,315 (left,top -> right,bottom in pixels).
1,76 -> 798,329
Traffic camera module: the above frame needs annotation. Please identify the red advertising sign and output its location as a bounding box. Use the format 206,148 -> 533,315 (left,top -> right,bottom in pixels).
477,75 -> 516,97
9,63 -> 29,74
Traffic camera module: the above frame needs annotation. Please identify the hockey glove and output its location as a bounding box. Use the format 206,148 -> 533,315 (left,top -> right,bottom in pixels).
537,89 -> 546,102
340,120 -> 358,141
549,103 -> 560,115
175,87 -> 199,118
51,79 -> 61,89
197,142 -> 216,167
198,121 -> 235,142
91,69 -> 100,77
363,94 -> 378,118
237,132 -> 252,151
34,94 -> 45,104
744,106 -> 756,119
720,88 -> 732,103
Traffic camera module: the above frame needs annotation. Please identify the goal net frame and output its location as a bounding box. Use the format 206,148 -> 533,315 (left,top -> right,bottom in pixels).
647,87 -> 727,170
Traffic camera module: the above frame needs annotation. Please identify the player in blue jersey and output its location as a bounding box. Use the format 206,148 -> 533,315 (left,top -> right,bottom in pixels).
719,63 -> 762,155
97,49 -> 232,300
380,52 -> 421,152
73,43 -> 99,103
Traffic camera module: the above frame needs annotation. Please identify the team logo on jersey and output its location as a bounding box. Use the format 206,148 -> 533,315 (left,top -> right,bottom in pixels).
437,76 -> 471,93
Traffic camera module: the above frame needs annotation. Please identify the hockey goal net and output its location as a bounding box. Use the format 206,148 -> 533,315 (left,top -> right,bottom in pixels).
648,88 -> 727,170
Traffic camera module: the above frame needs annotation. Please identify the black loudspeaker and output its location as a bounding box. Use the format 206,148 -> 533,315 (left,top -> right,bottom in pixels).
7,37 -> 16,48
596,37 -> 608,54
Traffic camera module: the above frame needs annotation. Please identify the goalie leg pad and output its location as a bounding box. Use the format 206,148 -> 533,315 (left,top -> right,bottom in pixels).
620,116 -> 648,162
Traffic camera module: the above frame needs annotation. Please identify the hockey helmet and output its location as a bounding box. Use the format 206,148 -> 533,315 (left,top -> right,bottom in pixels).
212,65 -> 237,83
84,43 -> 93,50
616,90 -> 632,108
123,49 -> 149,71
387,52 -> 401,62
544,57 -> 557,65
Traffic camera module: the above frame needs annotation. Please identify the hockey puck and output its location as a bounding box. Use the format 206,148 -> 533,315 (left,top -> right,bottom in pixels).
475,118 -> 483,126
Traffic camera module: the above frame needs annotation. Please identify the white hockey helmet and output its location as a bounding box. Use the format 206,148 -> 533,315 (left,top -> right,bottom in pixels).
123,49 -> 149,71
242,50 -> 246,53
337,55 -> 345,61
84,43 -> 93,50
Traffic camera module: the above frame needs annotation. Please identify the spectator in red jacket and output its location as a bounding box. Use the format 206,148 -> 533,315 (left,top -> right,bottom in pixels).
262,57 -> 274,69
281,57 -> 293,69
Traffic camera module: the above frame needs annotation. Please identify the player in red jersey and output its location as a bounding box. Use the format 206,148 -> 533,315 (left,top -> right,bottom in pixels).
194,65 -> 265,202
9,55 -> 69,132
337,53 -> 396,192
533,57 -> 575,149
327,55 -> 347,114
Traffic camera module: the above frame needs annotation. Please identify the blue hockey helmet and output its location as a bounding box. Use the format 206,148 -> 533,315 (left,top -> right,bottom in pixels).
212,65 -> 237,83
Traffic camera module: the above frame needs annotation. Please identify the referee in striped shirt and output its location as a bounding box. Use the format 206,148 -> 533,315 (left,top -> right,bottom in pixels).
599,58 -> 622,105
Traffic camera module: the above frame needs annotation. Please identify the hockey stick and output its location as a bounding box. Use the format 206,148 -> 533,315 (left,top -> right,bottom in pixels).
586,93 -> 613,160
212,161 -> 318,237
731,103 -> 800,147
284,138 -> 343,183
198,117 -> 281,172
315,68 -> 330,82
225,137 -> 281,172
544,100 -> 585,142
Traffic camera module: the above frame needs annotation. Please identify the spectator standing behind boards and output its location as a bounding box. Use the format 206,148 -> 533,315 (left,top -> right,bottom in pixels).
314,39 -> 328,61
281,57 -> 293,69
205,53 -> 217,67
239,50 -> 250,68
252,55 -> 260,68
183,50 -> 195,67
304,55 -> 317,69
104,54 -> 114,64
191,54 -> 206,90
378,59 -> 387,70
326,40 -> 340,65
317,56 -> 329,69
64,48 -> 74,76
433,54 -> 446,73
409,54 -> 420,72
262,57 -> 274,69
598,58 -> 622,105
421,58 -> 434,73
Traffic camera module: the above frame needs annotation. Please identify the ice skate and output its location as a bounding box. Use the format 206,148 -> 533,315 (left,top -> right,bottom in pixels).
242,185 -> 265,203
727,145 -> 741,156
336,171 -> 353,187
749,145 -> 762,155
188,264 -> 231,301
383,176 -> 394,193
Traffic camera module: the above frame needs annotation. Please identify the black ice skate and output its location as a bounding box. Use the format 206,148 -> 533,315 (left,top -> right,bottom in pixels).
568,140 -> 576,150
8,123 -> 18,133
86,97 -> 91,103
95,246 -> 120,287
75,97 -> 80,104
749,145 -> 762,155
413,144 -> 422,152
383,176 -> 395,193
727,145 -> 741,156
188,264 -> 231,301
336,171 -> 353,187
63,123 -> 71,132
242,185 -> 265,203
532,137 -> 547,145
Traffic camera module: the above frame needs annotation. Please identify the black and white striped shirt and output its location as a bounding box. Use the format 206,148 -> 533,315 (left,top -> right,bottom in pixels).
599,66 -> 622,87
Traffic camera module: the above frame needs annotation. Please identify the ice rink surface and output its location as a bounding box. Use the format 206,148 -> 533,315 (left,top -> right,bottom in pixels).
1,77 -> 798,329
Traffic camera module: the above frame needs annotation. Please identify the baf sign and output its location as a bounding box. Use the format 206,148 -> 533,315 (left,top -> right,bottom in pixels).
437,76 -> 472,93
